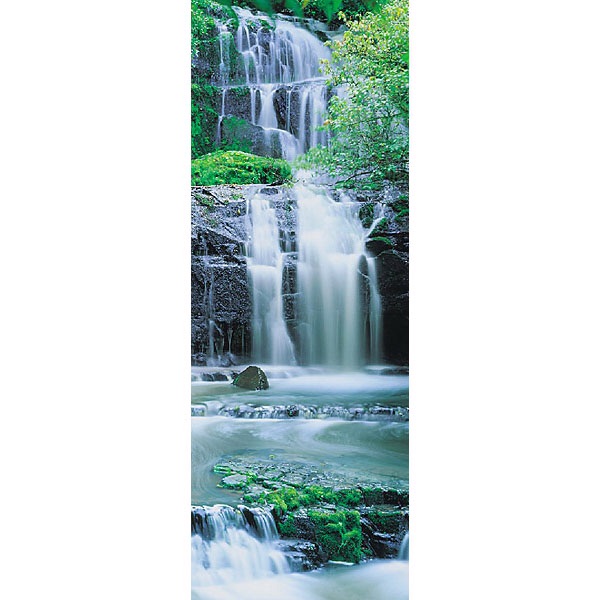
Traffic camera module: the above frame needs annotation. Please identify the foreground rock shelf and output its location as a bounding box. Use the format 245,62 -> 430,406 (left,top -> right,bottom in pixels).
198,456 -> 409,564
192,402 -> 409,421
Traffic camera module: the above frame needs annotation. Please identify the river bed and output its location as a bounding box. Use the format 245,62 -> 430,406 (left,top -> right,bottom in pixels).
191,371 -> 408,597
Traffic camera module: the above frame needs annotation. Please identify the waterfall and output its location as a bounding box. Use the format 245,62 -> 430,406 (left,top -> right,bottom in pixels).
296,185 -> 381,368
214,7 -> 332,159
399,532 -> 409,560
247,191 -> 296,365
246,184 -> 382,368
191,505 -> 290,587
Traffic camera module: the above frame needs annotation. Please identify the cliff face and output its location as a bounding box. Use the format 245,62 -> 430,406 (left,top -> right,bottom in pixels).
191,184 -> 408,366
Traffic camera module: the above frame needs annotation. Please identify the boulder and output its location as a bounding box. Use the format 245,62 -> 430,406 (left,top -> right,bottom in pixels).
232,365 -> 269,390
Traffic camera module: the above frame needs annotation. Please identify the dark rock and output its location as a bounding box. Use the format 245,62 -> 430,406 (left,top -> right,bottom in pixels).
278,539 -> 327,571
232,365 -> 270,390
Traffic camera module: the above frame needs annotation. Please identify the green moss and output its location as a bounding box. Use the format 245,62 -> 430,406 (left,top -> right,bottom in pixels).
308,509 -> 362,563
361,487 -> 384,505
191,151 -> 292,186
370,217 -> 388,236
278,515 -> 298,537
359,202 -> 374,228
334,488 -> 363,507
367,509 -> 403,534
369,236 -> 393,247
191,84 -> 220,159
390,194 -> 409,219
213,464 -> 232,475
266,491 -> 287,515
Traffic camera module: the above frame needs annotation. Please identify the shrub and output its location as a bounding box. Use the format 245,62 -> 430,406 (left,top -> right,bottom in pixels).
308,509 -> 362,563
191,151 -> 293,185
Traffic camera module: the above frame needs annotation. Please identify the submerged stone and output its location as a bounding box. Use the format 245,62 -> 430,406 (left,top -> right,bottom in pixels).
232,365 -> 269,390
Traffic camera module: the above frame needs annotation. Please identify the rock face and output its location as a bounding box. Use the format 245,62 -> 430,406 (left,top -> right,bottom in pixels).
191,184 -> 409,366
232,365 -> 269,390
191,186 -> 252,365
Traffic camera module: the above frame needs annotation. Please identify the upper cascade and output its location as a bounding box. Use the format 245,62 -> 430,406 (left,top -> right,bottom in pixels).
211,8 -> 333,160
216,8 -> 331,87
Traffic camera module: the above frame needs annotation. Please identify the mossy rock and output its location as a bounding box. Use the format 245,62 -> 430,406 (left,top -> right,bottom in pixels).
232,365 -> 269,390
191,151 -> 292,186
308,509 -> 363,563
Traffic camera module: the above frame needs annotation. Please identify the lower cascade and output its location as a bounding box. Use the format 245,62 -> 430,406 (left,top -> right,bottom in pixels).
296,184 -> 381,368
191,505 -> 290,587
247,183 -> 382,368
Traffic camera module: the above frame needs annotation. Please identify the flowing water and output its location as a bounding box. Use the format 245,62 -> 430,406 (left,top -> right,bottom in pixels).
246,184 -> 382,368
213,8 -> 331,159
193,7 -> 407,597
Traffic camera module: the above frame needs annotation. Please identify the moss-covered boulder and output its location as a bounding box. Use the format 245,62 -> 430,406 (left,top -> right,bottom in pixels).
232,365 -> 269,390
191,151 -> 292,185
308,509 -> 363,563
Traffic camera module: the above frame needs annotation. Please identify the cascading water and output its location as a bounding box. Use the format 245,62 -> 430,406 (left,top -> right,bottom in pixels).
246,190 -> 296,365
246,184 -> 382,368
295,185 -> 382,368
213,7 -> 331,159
399,532 -> 409,560
191,504 -> 290,588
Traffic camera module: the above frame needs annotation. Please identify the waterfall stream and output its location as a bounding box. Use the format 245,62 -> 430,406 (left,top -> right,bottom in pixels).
214,7 -> 331,159
246,184 -> 382,368
191,505 -> 289,588
247,191 -> 296,365
192,7 -> 406,597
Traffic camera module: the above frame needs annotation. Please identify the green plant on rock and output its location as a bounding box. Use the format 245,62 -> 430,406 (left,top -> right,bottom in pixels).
278,514 -> 298,537
309,509 -> 362,563
370,217 -> 388,236
369,236 -> 393,247
191,151 -> 293,185
359,202 -> 375,228
367,509 -> 403,534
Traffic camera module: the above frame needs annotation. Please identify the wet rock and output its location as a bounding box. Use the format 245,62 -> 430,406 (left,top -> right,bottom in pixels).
221,474 -> 248,488
278,540 -> 326,571
232,365 -> 270,390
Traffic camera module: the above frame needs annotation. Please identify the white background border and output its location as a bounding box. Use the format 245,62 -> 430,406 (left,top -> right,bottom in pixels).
1,1 -> 600,598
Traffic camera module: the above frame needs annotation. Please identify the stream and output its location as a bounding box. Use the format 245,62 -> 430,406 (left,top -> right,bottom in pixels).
192,5 -> 408,597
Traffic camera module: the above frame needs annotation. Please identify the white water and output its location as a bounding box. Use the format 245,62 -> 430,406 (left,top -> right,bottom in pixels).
215,7 -> 331,159
191,505 -> 289,588
246,184 -> 382,368
246,191 -> 296,365
295,185 -> 382,368
192,559 -> 408,600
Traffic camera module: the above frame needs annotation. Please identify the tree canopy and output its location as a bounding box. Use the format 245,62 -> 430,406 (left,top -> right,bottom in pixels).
300,0 -> 409,188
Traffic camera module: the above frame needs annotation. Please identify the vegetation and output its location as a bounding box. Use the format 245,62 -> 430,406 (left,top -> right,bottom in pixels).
309,509 -> 363,563
299,0 -> 409,188
191,151 -> 293,185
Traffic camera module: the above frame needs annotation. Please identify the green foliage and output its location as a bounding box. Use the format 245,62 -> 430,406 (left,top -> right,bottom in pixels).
278,515 -> 299,537
191,151 -> 293,185
390,194 -> 409,220
359,202 -> 374,228
191,0 -> 237,56
239,0 -> 379,24
371,216 -> 388,236
368,236 -> 393,247
265,486 -> 300,516
299,0 -> 409,188
308,509 -> 362,562
367,509 -> 402,533
191,84 -> 220,159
